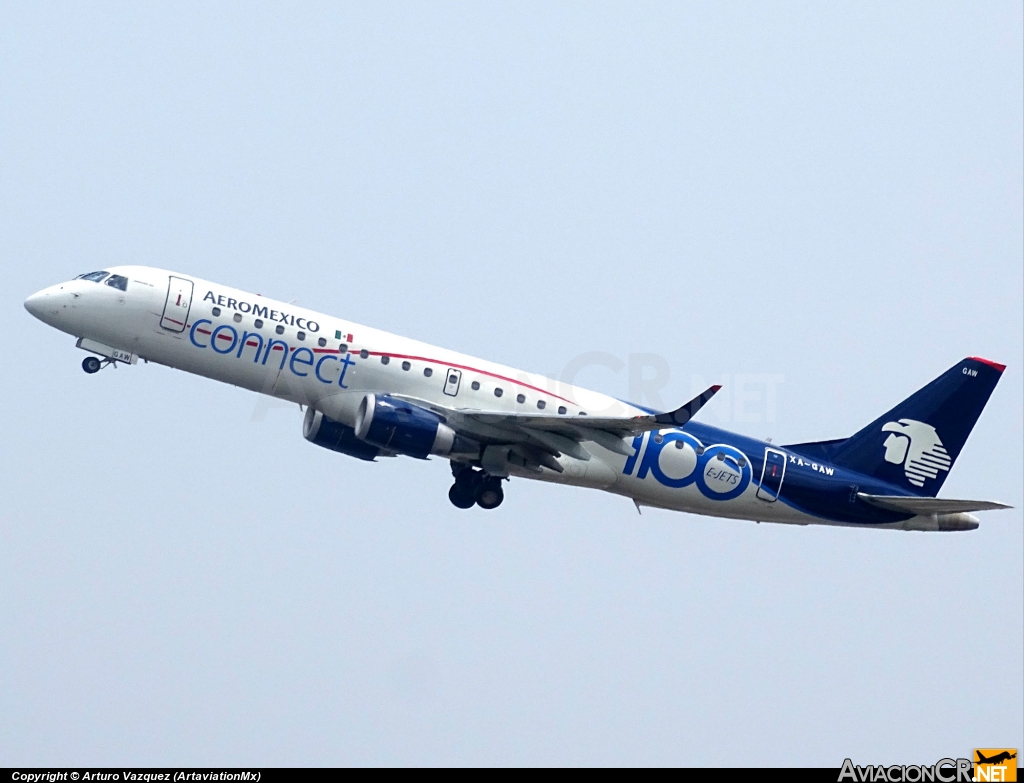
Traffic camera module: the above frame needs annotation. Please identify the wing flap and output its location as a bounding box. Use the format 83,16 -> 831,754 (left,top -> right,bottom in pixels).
857,493 -> 1012,514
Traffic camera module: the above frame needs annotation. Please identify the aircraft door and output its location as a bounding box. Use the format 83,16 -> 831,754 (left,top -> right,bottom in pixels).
756,448 -> 787,502
443,368 -> 462,396
160,276 -> 194,333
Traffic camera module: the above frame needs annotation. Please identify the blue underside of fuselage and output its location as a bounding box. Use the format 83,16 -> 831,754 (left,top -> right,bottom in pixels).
618,399 -> 916,526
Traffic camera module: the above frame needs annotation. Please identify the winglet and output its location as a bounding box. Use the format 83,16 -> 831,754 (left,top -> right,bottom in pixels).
654,385 -> 721,427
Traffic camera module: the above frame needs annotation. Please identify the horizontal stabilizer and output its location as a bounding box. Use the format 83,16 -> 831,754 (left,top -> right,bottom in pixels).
857,493 -> 1011,515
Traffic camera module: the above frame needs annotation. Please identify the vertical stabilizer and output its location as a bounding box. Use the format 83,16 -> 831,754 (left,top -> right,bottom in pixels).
832,357 -> 1004,495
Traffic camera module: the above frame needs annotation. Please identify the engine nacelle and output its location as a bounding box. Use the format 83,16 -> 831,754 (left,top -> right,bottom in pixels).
354,393 -> 469,459
303,407 -> 380,461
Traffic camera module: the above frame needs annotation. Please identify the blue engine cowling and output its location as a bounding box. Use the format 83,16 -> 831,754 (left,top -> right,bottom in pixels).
303,407 -> 380,461
354,393 -> 461,459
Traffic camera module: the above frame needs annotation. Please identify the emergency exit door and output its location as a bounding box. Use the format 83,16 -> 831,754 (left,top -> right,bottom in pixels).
756,448 -> 787,502
160,276 -> 194,332
444,368 -> 462,396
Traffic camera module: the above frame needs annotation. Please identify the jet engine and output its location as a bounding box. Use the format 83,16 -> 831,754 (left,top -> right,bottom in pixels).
354,393 -> 475,459
303,407 -> 381,461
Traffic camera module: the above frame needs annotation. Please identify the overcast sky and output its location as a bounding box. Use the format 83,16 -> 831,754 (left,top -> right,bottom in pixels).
1,1 -> 1021,766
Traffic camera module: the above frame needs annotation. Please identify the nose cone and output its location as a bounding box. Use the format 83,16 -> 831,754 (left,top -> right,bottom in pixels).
24,289 -> 50,320
25,283 -> 72,327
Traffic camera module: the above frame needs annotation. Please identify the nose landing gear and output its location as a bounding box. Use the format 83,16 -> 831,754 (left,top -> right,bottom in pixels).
81,355 -> 119,374
449,463 -> 505,510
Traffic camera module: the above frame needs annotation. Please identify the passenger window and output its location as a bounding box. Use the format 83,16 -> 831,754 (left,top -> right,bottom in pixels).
233,313 -> 242,323
275,325 -> 285,335
558,406 -> 567,414
339,344 -> 348,354
359,349 -> 369,359
318,337 -> 326,347
104,274 -> 128,291
494,388 -> 503,397
537,400 -> 546,410
424,367 -> 433,377
381,356 -> 390,365
516,394 -> 525,403
402,361 -> 410,371
471,381 -> 480,391
75,271 -> 109,282
297,331 -> 305,341
254,319 -> 264,328
212,307 -> 221,316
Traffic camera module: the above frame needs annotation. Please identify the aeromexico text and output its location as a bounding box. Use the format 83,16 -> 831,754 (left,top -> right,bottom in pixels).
203,290 -> 320,332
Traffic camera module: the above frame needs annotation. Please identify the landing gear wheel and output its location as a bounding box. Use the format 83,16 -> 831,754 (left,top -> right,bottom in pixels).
82,356 -> 102,374
475,478 -> 504,510
448,483 -> 476,509
449,465 -> 481,509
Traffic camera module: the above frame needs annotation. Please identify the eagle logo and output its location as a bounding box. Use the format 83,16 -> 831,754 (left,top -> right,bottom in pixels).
881,419 -> 952,487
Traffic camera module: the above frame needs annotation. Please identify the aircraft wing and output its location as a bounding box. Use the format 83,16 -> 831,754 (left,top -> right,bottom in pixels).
456,385 -> 720,433
857,493 -> 1012,514
387,385 -> 722,462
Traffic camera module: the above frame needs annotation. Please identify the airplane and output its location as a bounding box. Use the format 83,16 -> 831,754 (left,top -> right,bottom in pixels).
24,266 -> 1012,531
975,751 -> 1017,765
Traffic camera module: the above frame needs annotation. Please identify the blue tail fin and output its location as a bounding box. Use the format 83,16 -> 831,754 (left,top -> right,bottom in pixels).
831,357 -> 1005,495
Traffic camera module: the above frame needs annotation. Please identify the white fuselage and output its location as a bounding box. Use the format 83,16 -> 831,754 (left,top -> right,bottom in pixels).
25,265 -> 827,526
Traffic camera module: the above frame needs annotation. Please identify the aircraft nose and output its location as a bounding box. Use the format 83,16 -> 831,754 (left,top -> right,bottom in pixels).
24,289 -> 49,319
25,284 -> 71,325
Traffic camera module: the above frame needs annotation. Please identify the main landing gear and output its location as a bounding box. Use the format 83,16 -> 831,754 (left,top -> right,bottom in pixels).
449,463 -> 505,510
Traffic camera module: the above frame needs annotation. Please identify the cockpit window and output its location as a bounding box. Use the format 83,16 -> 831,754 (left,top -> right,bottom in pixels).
104,274 -> 128,291
76,271 -> 109,283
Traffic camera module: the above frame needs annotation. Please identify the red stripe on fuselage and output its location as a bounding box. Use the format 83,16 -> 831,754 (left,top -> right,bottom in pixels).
187,323 -> 579,406
365,351 -> 576,405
